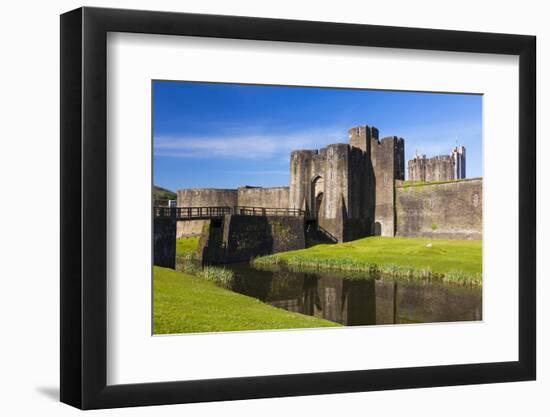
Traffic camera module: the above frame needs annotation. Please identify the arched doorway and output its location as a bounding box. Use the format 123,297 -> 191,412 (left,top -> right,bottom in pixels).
311,176 -> 324,219
315,192 -> 324,218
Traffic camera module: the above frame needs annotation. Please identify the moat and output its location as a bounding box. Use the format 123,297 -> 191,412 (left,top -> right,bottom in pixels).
176,261 -> 482,326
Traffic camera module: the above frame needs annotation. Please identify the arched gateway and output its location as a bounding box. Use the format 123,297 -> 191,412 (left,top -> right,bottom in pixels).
311,175 -> 324,220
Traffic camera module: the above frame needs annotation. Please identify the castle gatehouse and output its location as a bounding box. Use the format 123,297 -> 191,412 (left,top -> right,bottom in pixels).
172,124 -> 481,244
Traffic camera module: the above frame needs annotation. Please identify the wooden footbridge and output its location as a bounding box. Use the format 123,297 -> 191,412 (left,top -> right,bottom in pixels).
154,206 -> 304,220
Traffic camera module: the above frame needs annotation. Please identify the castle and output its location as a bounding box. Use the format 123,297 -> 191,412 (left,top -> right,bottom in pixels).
289,126 -> 404,240
408,146 -> 466,183
176,124 -> 482,243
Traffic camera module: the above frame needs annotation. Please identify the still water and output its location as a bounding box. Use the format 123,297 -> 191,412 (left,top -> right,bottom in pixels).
179,261 -> 482,326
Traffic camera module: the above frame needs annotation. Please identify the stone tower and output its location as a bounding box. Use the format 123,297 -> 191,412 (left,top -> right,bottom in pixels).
348,126 -> 405,237
289,144 -> 370,242
289,124 -> 405,241
452,145 -> 466,179
408,145 -> 466,183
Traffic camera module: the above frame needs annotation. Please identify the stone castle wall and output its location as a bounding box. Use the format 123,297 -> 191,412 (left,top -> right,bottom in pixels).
237,186 -> 289,208
173,124 -> 477,246
347,126 -> 404,237
371,136 -> 405,236
408,153 -> 463,183
176,219 -> 208,238
395,178 -> 482,239
289,149 -> 320,212
289,145 -> 345,240
177,188 -> 238,208
177,186 -> 290,209
289,141 -> 380,242
153,218 -> 176,268
197,214 -> 305,263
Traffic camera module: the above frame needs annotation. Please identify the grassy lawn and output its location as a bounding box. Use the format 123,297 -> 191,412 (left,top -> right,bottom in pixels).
252,236 -> 482,286
153,266 -> 340,334
398,177 -> 481,188
176,236 -> 200,260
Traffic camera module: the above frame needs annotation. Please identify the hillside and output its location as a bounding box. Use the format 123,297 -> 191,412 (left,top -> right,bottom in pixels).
153,185 -> 177,200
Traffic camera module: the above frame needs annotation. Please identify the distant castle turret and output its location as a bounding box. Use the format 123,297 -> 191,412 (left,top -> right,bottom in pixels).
407,145 -> 466,182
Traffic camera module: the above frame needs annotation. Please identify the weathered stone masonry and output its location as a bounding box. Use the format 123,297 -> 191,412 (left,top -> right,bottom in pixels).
289,126 -> 405,241
154,218 -> 176,268
172,124 -> 480,247
176,186 -> 290,238
197,215 -> 306,264
408,146 -> 466,183
177,186 -> 289,209
395,178 -> 482,240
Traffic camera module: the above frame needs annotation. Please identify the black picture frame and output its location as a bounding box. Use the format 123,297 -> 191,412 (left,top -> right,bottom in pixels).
60,6 -> 536,410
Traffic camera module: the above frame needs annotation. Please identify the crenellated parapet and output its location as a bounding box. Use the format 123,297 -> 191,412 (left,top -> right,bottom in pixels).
175,123 -> 476,244
290,143 -> 364,241
408,145 -> 466,183
286,125 -> 405,241
348,125 -> 379,153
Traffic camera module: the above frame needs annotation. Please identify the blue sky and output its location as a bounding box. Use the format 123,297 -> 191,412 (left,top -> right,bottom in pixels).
153,81 -> 482,191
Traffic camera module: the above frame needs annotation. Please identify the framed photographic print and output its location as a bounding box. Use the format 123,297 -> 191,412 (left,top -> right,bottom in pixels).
60,6 -> 536,409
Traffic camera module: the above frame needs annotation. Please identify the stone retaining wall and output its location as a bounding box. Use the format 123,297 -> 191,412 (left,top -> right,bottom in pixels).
198,215 -> 305,263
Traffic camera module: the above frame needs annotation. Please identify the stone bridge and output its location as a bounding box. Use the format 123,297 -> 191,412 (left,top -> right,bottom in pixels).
153,206 -> 307,268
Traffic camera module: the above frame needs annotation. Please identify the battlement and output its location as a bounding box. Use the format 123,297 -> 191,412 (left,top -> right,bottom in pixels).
176,123 -> 474,243
377,135 -> 404,145
290,149 -> 319,160
408,146 -> 466,183
348,125 -> 379,153
177,186 -> 290,211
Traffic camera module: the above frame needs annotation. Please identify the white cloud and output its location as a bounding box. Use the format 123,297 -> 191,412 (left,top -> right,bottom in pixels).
154,127 -> 345,159
154,121 -> 482,163
383,120 -> 482,158
220,169 -> 289,176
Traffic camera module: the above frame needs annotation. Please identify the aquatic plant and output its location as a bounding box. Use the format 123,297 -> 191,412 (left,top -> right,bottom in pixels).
200,266 -> 235,289
176,252 -> 195,262
175,260 -> 202,275
251,237 -> 482,288
443,270 -> 482,287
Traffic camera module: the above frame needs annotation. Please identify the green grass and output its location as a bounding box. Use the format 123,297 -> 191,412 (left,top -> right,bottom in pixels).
398,177 -> 481,188
153,266 -> 340,334
252,236 -> 482,287
175,236 -> 200,260
200,266 -> 235,288
175,260 -> 235,288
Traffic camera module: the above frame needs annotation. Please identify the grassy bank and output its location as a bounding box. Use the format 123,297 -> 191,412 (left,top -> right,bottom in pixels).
153,266 -> 340,334
252,236 -> 482,287
398,177 -> 482,188
177,261 -> 236,288
175,236 -> 200,260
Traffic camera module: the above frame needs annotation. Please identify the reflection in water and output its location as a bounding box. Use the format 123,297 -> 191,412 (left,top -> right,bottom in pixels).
178,261 -> 482,326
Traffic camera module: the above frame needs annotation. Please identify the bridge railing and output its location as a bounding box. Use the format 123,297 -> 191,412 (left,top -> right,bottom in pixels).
154,205 -> 304,219
154,206 -> 232,219
233,206 -> 304,217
